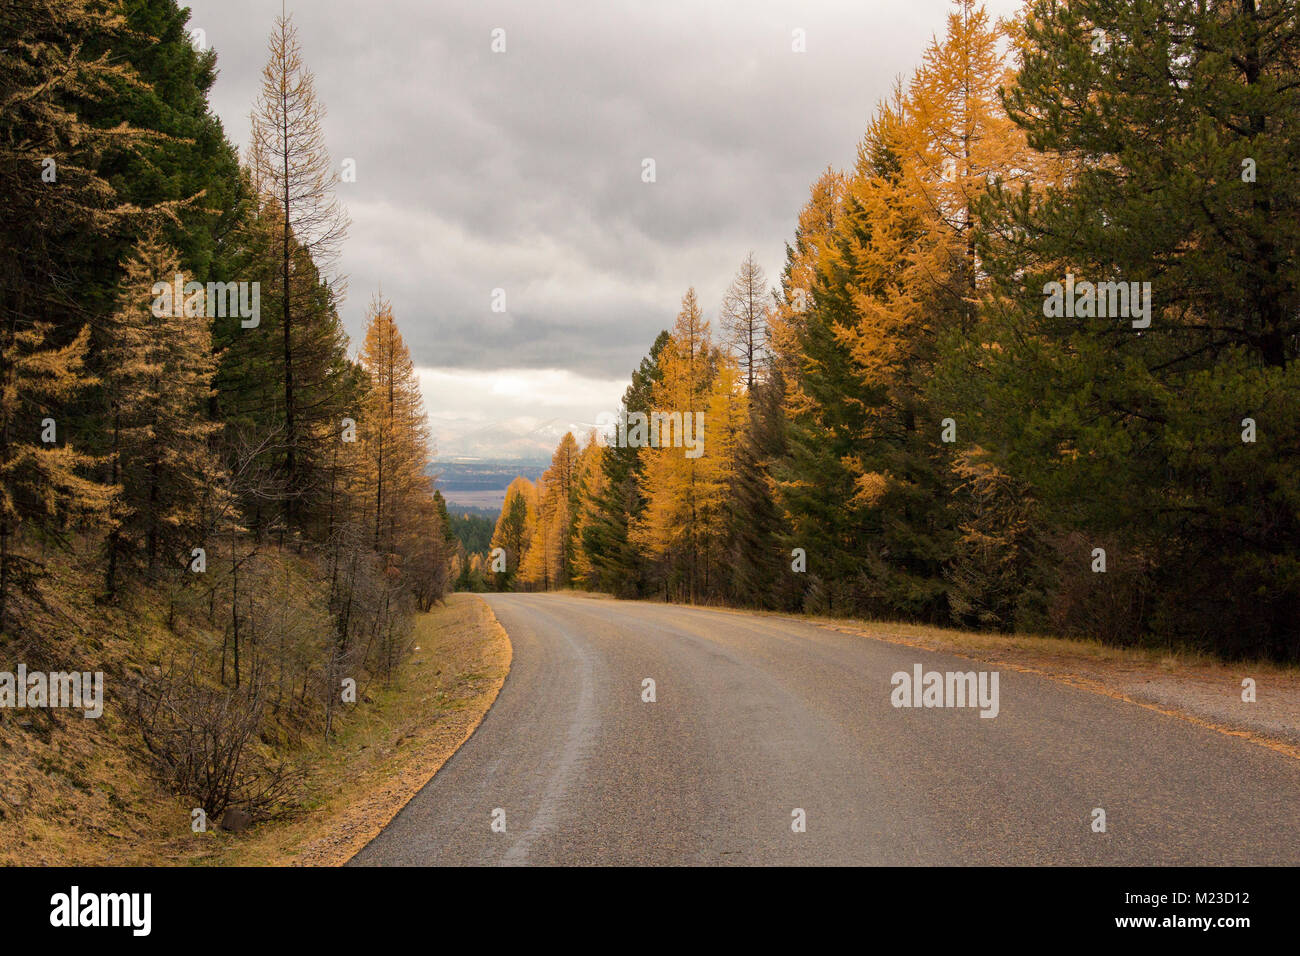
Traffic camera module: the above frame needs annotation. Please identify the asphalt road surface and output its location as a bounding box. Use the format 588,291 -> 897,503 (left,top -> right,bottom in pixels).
349,593 -> 1300,866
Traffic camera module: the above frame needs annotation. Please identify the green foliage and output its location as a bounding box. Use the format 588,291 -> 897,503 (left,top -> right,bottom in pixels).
956,0 -> 1300,657
579,331 -> 670,597
448,509 -> 494,556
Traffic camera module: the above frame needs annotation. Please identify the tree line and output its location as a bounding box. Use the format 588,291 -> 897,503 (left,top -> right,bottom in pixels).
2,1 -> 453,816
479,0 -> 1299,662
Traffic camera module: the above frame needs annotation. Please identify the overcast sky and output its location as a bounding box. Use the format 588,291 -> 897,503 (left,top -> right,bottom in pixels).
186,0 -> 1024,460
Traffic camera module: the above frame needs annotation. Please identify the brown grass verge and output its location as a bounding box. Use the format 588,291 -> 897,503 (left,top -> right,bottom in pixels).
0,593 -> 510,866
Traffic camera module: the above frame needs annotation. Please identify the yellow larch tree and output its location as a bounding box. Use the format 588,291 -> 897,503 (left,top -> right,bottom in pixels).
771,168 -> 846,419
696,356 -> 746,595
631,288 -> 719,600
491,475 -> 537,588
520,432 -> 580,590
569,431 -> 606,590
102,230 -> 227,590
355,294 -> 432,558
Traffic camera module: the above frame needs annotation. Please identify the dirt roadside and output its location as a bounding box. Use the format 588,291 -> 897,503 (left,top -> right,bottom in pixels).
814,616 -> 1300,760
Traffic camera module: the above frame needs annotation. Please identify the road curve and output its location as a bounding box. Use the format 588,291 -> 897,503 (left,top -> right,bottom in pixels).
349,592 -> 1300,866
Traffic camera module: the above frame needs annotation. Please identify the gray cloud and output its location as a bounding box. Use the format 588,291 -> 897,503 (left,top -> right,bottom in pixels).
188,0 -> 1023,380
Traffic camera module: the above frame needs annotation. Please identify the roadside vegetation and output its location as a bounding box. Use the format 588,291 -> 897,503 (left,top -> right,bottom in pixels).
472,1 -> 1300,665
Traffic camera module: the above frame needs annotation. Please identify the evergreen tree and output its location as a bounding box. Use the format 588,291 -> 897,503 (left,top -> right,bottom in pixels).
0,0 -> 152,631
771,166 -> 879,616
579,331 -> 669,597
960,0 -> 1300,655
724,366 -> 793,610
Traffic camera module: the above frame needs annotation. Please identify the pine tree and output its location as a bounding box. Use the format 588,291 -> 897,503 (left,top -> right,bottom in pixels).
774,3 -> 1033,622
724,364 -> 792,610
943,449 -> 1046,631
715,251 -> 785,607
76,0 -> 247,322
768,170 -> 860,613
961,0 -> 1300,655
209,187 -> 362,542
771,165 -> 880,616
579,331 -> 669,596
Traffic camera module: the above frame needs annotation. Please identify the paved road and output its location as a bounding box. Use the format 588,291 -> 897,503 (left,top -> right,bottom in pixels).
349,593 -> 1300,865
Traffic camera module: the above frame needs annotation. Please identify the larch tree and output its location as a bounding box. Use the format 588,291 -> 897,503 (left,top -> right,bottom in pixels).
517,476 -> 553,591
904,0 -> 1028,328
632,289 -> 715,601
769,169 -> 845,397
249,10 -> 351,532
399,489 -> 450,612
102,230 -> 226,589
580,331 -> 669,597
719,252 -> 770,396
356,295 -> 431,558
697,356 -> 745,598
570,432 -> 607,590
0,0 -> 158,631
0,322 -> 107,630
520,433 -> 581,590
491,476 -> 536,589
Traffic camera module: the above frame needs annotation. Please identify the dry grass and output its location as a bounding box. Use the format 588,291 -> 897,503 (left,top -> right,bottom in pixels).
0,586 -> 509,866
214,594 -> 510,866
801,612 -> 1299,678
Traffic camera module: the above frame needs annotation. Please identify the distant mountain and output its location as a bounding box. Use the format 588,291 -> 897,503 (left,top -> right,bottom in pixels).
427,459 -> 546,491
427,458 -> 547,512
